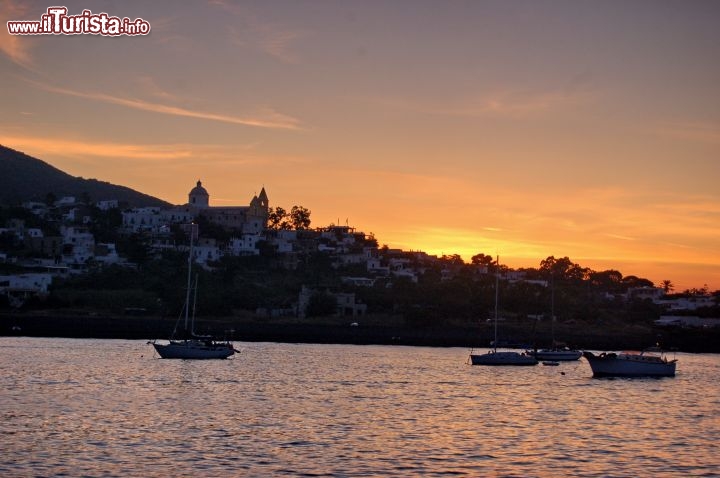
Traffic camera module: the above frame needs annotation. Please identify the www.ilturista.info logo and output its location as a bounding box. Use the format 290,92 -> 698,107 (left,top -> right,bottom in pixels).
7,6 -> 151,36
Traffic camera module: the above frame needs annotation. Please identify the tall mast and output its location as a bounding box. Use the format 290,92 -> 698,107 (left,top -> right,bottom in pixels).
494,255 -> 499,352
184,224 -> 195,332
191,274 -> 198,335
550,273 -> 555,345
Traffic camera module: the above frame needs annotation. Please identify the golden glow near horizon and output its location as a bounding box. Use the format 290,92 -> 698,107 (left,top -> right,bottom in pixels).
1,1 -> 718,291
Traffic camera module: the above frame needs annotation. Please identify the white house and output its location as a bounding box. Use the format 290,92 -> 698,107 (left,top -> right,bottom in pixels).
192,242 -> 222,266
367,258 -> 390,275
341,277 -> 375,287
55,196 -> 76,207
392,269 -> 418,283
655,315 -> 720,328
61,226 -> 95,266
0,273 -> 53,296
655,296 -> 716,311
22,201 -> 48,217
268,230 -> 297,253
96,200 -> 119,210
161,208 -> 195,226
229,234 -> 261,256
122,207 -> 163,232
627,287 -> 665,301
26,228 -> 43,239
94,243 -> 121,265
297,286 -> 367,319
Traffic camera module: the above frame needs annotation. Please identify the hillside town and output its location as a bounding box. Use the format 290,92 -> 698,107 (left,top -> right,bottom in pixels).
1,181 -> 718,330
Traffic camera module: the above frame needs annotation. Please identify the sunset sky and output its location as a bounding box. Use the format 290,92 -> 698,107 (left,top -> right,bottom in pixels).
1,0 -> 718,291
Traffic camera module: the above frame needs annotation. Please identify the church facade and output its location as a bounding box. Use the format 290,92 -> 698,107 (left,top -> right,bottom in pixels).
121,180 -> 269,236
186,180 -> 269,234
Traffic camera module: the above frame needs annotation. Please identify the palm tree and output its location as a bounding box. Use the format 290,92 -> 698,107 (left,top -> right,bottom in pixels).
660,280 -> 674,294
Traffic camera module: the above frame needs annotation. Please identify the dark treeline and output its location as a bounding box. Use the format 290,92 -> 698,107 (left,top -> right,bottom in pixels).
13,247 -> 716,330
2,203 -> 718,334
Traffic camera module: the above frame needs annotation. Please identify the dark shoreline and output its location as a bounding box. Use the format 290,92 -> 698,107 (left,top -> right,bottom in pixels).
3,312 -> 719,353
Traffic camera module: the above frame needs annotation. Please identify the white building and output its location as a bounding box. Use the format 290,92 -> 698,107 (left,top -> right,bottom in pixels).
229,234 -> 261,256
367,258 -> 390,275
22,201 -> 48,216
341,277 -> 375,287
297,286 -> 367,319
55,196 -> 76,207
161,208 -> 195,226
96,200 -> 119,210
94,243 -> 121,265
627,287 -> 665,301
268,230 -> 297,253
192,241 -> 222,266
655,315 -> 720,328
0,273 -> 53,296
655,296 -> 716,311
61,226 -> 95,266
26,228 -> 43,239
122,207 -> 163,232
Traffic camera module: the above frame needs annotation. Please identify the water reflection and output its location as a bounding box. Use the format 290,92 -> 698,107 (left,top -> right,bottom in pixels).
0,338 -> 718,477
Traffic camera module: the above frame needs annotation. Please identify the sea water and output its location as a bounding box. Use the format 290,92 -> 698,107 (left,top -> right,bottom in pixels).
1,337 -> 718,477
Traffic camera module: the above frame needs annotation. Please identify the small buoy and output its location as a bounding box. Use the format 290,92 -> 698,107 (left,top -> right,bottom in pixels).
560,371 -> 566,375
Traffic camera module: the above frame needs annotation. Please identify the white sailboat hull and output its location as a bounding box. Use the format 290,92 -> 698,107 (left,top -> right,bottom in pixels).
153,340 -> 235,359
470,350 -> 538,366
583,351 -> 676,377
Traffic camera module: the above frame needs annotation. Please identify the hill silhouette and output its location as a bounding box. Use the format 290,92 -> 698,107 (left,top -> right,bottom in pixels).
0,144 -> 170,208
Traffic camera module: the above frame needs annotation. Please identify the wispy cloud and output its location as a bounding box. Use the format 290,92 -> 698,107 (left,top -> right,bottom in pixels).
373,88 -> 592,119
657,121 -> 720,144
464,89 -> 591,117
134,76 -> 180,102
255,27 -> 305,65
0,135 -> 307,168
0,0 -> 35,69
0,135 -> 196,160
604,233 -> 636,241
27,80 -> 302,130
211,0 -> 308,64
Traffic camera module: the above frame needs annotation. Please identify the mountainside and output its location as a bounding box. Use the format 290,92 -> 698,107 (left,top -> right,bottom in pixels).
0,145 -> 170,208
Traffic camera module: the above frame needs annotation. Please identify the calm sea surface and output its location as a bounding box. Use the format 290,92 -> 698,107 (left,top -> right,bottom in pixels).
1,337 -> 719,477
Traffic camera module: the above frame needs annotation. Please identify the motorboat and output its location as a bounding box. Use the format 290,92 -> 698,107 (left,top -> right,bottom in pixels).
582,348 -> 677,377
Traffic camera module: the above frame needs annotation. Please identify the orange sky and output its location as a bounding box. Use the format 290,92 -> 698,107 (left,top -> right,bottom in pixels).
1,0 -> 719,291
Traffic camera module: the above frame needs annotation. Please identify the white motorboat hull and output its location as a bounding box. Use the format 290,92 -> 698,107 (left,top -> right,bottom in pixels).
153,340 -> 235,359
583,351 -> 676,377
470,351 -> 538,366
533,349 -> 582,361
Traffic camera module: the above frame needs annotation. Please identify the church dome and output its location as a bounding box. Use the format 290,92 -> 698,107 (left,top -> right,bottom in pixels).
189,180 -> 209,208
190,180 -> 208,196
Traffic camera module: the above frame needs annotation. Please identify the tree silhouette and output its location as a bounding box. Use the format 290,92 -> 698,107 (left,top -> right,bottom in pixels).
267,205 -> 311,230
290,205 -> 311,230
660,280 -> 674,294
471,253 -> 494,267
267,206 -> 289,230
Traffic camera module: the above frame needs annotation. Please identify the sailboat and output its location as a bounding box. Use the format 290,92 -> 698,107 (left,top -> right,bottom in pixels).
529,276 -> 582,361
151,225 -> 236,359
469,257 -> 538,366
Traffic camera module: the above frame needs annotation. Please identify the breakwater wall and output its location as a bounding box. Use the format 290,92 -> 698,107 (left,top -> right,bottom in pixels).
1,313 -> 718,353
